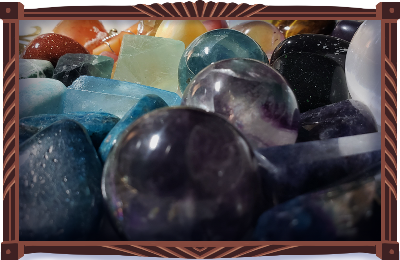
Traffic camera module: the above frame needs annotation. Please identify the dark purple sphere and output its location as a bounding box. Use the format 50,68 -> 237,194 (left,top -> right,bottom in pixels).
182,58 -> 300,149
102,107 -> 262,241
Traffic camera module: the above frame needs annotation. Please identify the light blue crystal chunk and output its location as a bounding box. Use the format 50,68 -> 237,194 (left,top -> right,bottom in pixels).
99,94 -> 168,162
19,59 -> 54,79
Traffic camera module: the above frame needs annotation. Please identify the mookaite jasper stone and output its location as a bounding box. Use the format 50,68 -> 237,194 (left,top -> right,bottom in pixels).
272,52 -> 349,112
22,33 -> 89,67
182,58 -> 299,149
232,21 -> 285,59
102,108 -> 262,241
331,20 -> 362,42
270,34 -> 349,69
272,20 -> 336,38
178,29 -> 268,93
19,120 -> 103,240
53,20 -> 109,53
298,100 -> 378,142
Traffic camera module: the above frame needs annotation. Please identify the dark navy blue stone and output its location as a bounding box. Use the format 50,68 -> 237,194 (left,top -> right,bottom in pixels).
19,123 -> 39,145
256,132 -> 381,206
253,174 -> 380,241
99,94 -> 168,162
178,29 -> 268,93
19,119 -> 103,241
297,99 -> 378,142
20,112 -> 120,149
331,20 -> 363,42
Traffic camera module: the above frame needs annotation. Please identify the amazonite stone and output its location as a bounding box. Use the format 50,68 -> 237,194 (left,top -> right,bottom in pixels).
20,78 -> 66,118
113,35 -> 185,93
19,59 -> 54,79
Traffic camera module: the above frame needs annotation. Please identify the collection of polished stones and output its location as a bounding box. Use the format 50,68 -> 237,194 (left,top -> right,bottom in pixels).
19,19 -> 381,241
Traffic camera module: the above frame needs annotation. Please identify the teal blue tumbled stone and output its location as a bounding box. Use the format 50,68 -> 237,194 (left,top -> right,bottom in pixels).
178,29 -> 268,93
98,94 -> 168,162
20,112 -> 120,149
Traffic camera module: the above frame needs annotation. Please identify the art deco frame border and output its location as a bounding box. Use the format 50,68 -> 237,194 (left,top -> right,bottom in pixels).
0,1 -> 398,259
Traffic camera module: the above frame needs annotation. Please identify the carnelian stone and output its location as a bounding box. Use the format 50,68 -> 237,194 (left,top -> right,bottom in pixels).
22,33 -> 89,67
201,20 -> 228,31
155,20 -> 207,48
53,20 -> 108,53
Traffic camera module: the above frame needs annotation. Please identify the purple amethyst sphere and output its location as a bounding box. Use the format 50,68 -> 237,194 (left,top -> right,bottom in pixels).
102,107 -> 263,241
181,58 -> 300,149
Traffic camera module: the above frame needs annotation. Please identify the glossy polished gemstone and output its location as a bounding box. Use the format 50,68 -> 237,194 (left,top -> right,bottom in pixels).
202,20 -> 228,31
22,33 -> 89,67
297,100 -> 378,142
19,59 -> 54,79
19,124 -> 39,145
345,21 -> 381,127
53,20 -> 109,53
99,94 -> 168,162
256,132 -> 381,206
270,34 -> 349,68
20,78 -> 66,118
102,108 -> 262,241
232,21 -> 285,59
178,29 -> 268,93
331,20 -> 362,42
19,120 -> 103,240
272,52 -> 349,112
254,174 -> 381,241
52,53 -> 114,86
155,20 -> 207,48
272,20 -> 336,38
20,112 -> 120,149
182,58 -> 299,149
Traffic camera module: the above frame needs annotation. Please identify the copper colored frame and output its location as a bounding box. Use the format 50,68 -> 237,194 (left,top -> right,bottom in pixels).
0,1 -> 398,260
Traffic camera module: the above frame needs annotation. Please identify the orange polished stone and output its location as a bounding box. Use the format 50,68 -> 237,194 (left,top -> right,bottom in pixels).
155,20 -> 207,48
53,20 -> 109,53
22,33 -> 89,67
232,21 -> 284,59
271,20 -> 336,38
201,20 -> 228,31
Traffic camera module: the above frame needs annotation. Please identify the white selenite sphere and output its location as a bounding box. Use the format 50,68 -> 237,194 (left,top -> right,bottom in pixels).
345,20 -> 381,128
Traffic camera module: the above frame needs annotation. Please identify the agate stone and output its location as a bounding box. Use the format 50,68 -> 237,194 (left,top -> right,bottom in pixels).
270,34 -> 349,69
20,112 -> 120,149
271,20 -> 336,38
256,132 -> 381,206
22,33 -> 89,67
182,58 -> 299,149
113,35 -> 185,93
297,100 -> 378,142
20,78 -> 67,118
19,59 -> 54,79
178,29 -> 268,93
272,52 -> 349,112
52,53 -> 114,86
99,94 -> 168,162
253,174 -> 381,241
345,21 -> 381,127
331,20 -> 362,42
102,108 -> 262,241
19,120 -> 103,240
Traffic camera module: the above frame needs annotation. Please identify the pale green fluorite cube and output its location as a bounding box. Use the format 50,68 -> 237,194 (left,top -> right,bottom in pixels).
113,35 -> 185,94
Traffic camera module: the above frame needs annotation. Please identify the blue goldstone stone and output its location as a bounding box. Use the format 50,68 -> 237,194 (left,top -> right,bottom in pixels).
178,29 -> 268,93
20,112 -> 120,149
99,94 -> 168,162
19,119 -> 103,240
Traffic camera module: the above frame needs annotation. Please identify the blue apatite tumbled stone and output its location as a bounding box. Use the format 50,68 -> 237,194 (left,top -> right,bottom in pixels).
99,94 -> 168,162
19,124 -> 39,145
20,112 -> 120,149
19,119 -> 103,241
178,29 -> 268,93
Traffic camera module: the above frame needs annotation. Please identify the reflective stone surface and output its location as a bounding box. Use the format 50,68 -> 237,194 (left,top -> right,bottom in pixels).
19,119 -> 103,240
178,29 -> 268,93
102,108 -> 262,240
345,21 -> 381,127
155,20 -> 207,48
297,100 -> 378,142
272,20 -> 336,38
182,58 -> 299,149
19,124 -> 39,145
331,20 -> 362,42
270,34 -> 349,68
272,52 -> 349,112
